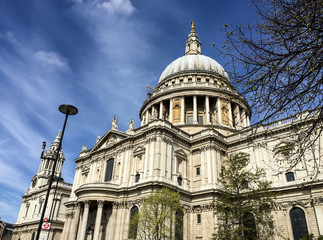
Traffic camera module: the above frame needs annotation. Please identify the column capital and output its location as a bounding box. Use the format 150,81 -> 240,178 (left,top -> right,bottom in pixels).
74,202 -> 81,209
84,200 -> 90,208
97,200 -> 104,208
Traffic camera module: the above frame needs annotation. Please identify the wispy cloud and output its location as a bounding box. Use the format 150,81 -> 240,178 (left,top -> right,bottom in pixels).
99,0 -> 136,15
34,51 -> 69,71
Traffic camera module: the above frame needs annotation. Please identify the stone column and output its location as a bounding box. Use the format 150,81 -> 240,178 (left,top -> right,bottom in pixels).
235,105 -> 241,130
193,96 -> 198,124
145,110 -> 149,124
69,203 -> 81,240
242,110 -> 247,127
183,159 -> 187,190
180,97 -> 185,124
60,213 -> 71,240
217,98 -> 222,125
152,105 -> 156,119
246,115 -> 250,126
205,96 -> 210,124
207,148 -> 212,184
79,201 -> 90,240
228,102 -> 233,128
169,98 -> 173,122
159,101 -> 163,120
109,203 -> 118,239
93,200 -> 104,240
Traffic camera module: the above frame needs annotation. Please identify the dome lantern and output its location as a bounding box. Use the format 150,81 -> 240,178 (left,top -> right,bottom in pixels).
185,21 -> 201,55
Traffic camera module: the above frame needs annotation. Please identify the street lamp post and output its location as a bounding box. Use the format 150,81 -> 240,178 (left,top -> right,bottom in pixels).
35,104 -> 78,240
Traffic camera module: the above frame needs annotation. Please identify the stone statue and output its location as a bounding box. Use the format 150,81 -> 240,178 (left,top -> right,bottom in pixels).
82,144 -> 87,151
112,115 -> 118,130
190,20 -> 195,33
152,109 -> 158,119
96,134 -> 101,143
128,118 -> 135,130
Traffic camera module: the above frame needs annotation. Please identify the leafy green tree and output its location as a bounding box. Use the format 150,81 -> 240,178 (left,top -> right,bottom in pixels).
130,188 -> 183,240
213,153 -> 275,240
217,0 -> 322,167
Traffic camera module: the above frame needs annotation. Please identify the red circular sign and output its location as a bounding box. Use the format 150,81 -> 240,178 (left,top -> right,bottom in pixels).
43,218 -> 49,222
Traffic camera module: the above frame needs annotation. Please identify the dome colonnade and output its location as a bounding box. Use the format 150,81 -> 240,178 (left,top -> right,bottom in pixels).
140,21 -> 251,134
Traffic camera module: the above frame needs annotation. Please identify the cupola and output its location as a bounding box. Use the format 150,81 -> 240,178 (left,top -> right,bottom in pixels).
140,22 -> 251,135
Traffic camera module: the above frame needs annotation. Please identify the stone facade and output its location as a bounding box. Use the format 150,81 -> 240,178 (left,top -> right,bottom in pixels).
14,23 -> 323,240
60,23 -> 323,240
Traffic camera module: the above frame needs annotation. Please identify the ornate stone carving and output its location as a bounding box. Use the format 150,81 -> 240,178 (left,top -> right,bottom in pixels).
97,200 -> 105,208
313,197 -> 323,205
84,200 -> 90,208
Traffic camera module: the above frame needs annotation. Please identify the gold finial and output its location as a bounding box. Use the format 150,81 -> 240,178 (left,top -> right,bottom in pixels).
58,130 -> 61,137
190,20 -> 195,33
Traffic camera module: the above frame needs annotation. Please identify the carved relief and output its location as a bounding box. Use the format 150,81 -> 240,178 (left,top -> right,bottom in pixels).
106,136 -> 117,147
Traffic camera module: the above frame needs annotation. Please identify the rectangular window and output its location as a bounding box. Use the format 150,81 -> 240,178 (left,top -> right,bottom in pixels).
197,78 -> 201,82
197,214 -> 201,223
196,167 -> 200,176
187,115 -> 193,124
104,158 -> 115,182
198,115 -> 203,125
242,179 -> 248,189
285,172 -> 295,182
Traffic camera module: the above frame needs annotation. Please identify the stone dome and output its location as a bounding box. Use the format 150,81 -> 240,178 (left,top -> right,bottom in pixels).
158,54 -> 229,83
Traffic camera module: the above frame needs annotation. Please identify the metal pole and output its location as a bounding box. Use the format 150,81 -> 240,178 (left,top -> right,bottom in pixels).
35,112 -> 69,240
36,104 -> 77,240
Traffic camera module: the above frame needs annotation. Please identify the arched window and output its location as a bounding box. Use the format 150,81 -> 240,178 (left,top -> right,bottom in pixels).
104,158 -> 114,182
135,173 -> 140,183
243,212 -> 257,240
290,207 -> 308,240
177,176 -> 182,186
175,210 -> 184,240
128,206 -> 139,239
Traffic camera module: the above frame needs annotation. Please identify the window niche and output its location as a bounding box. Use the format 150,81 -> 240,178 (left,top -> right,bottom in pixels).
81,166 -> 90,184
104,158 -> 115,182
134,147 -> 145,171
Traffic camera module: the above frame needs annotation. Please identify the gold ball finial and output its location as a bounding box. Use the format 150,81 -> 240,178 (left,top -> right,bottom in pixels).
190,20 -> 195,33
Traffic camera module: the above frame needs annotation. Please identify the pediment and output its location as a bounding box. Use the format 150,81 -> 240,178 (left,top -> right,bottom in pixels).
134,146 -> 145,155
82,166 -> 90,173
175,149 -> 187,159
91,130 -> 128,153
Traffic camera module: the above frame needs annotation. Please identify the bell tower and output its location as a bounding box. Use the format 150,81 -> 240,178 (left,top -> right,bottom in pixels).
30,131 -> 65,190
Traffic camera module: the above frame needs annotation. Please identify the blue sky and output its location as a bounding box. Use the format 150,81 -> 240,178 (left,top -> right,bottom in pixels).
0,0 -> 255,223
